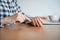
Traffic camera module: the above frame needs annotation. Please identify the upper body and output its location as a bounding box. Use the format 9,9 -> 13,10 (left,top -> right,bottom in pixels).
0,0 -> 47,28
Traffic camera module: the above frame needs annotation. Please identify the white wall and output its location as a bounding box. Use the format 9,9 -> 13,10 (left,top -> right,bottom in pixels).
48,0 -> 60,16
17,0 -> 60,17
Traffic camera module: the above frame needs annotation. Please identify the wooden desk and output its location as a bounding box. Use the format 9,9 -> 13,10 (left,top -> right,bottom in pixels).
0,24 -> 60,40
0,24 -> 45,40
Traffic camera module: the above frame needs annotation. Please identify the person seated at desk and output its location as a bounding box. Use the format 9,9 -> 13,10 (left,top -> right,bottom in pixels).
0,0 -> 48,28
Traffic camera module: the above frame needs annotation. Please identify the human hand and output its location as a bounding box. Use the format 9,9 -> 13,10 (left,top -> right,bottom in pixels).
15,13 -> 31,23
31,16 -> 49,27
2,12 -> 31,24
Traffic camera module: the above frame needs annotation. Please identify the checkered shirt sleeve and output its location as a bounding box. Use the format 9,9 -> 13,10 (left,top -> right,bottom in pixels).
0,0 -> 21,27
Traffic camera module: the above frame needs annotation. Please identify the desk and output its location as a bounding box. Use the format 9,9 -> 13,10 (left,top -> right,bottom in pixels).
0,24 -> 60,40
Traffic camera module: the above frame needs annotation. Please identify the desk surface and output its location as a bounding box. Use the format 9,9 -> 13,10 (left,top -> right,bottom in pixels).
0,24 -> 60,40
0,24 -> 45,40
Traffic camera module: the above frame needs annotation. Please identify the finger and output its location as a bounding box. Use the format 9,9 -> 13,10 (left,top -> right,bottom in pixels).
24,15 -> 31,22
31,18 -> 36,26
38,17 -> 44,24
34,17 -> 39,27
16,16 -> 24,23
20,15 -> 26,22
15,13 -> 24,23
36,17 -> 43,27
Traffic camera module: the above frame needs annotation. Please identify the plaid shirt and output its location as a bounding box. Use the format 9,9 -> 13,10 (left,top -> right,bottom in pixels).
0,0 -> 21,27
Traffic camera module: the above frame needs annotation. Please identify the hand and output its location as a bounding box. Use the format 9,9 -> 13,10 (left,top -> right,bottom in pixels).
31,16 -> 43,27
15,13 -> 31,23
31,16 -> 49,27
2,13 -> 31,24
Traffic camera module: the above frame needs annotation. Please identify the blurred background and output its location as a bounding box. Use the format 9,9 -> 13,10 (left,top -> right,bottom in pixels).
17,0 -> 60,17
